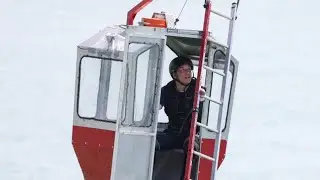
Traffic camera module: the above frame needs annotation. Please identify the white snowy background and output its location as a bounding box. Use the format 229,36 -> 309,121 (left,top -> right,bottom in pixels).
1,0 -> 320,179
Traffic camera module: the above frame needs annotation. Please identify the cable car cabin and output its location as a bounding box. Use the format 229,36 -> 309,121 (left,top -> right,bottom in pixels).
72,25 -> 239,180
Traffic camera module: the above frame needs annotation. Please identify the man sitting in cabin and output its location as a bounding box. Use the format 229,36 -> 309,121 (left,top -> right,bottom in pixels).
156,56 -> 206,180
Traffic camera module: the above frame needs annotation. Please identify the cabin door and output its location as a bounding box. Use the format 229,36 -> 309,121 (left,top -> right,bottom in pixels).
110,27 -> 166,180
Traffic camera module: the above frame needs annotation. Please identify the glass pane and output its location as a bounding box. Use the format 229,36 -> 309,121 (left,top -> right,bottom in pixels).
78,56 -> 121,122
192,65 -> 207,87
158,48 -> 177,123
207,69 -> 232,130
78,57 -> 101,118
133,45 -> 150,122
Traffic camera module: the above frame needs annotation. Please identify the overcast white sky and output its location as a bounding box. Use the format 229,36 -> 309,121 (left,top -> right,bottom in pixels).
1,0 -> 320,179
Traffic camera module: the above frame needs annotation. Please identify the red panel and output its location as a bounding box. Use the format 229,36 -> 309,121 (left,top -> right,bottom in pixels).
72,125 -> 115,180
198,139 -> 227,180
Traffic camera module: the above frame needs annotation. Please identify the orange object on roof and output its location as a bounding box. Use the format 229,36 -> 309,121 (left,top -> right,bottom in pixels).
140,12 -> 168,28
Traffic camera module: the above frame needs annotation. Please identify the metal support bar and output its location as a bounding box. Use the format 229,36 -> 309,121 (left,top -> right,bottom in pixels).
127,0 -> 153,25
203,95 -> 222,105
196,122 -> 219,133
210,9 -> 231,20
193,151 -> 215,162
119,130 -> 156,136
203,65 -> 225,76
95,60 -> 112,119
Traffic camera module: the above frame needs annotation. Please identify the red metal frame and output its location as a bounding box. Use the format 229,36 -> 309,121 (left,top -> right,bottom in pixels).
127,0 -> 153,25
184,1 -> 212,180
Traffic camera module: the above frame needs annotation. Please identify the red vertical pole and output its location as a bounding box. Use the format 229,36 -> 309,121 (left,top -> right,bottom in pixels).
183,1 -> 212,180
127,0 -> 153,25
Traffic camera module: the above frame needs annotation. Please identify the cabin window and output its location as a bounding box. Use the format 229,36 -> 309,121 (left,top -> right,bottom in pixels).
206,69 -> 233,131
192,60 -> 234,132
157,47 -> 179,123
124,42 -> 160,126
192,65 -> 207,87
77,56 -> 122,122
133,46 -> 150,123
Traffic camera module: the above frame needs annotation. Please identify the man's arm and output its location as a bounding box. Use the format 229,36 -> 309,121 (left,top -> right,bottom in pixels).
198,86 -> 206,122
159,87 -> 165,110
199,86 -> 206,102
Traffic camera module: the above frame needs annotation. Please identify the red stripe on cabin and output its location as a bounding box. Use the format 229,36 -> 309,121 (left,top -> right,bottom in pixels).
72,125 -> 115,180
198,139 -> 227,180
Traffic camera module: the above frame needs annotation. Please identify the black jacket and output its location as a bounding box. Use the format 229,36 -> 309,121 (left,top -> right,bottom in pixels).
160,78 -> 204,136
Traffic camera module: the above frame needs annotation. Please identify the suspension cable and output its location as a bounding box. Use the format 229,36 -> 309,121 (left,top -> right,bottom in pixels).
173,0 -> 189,27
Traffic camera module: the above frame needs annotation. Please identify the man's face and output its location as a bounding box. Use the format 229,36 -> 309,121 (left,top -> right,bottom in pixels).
174,64 -> 192,85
